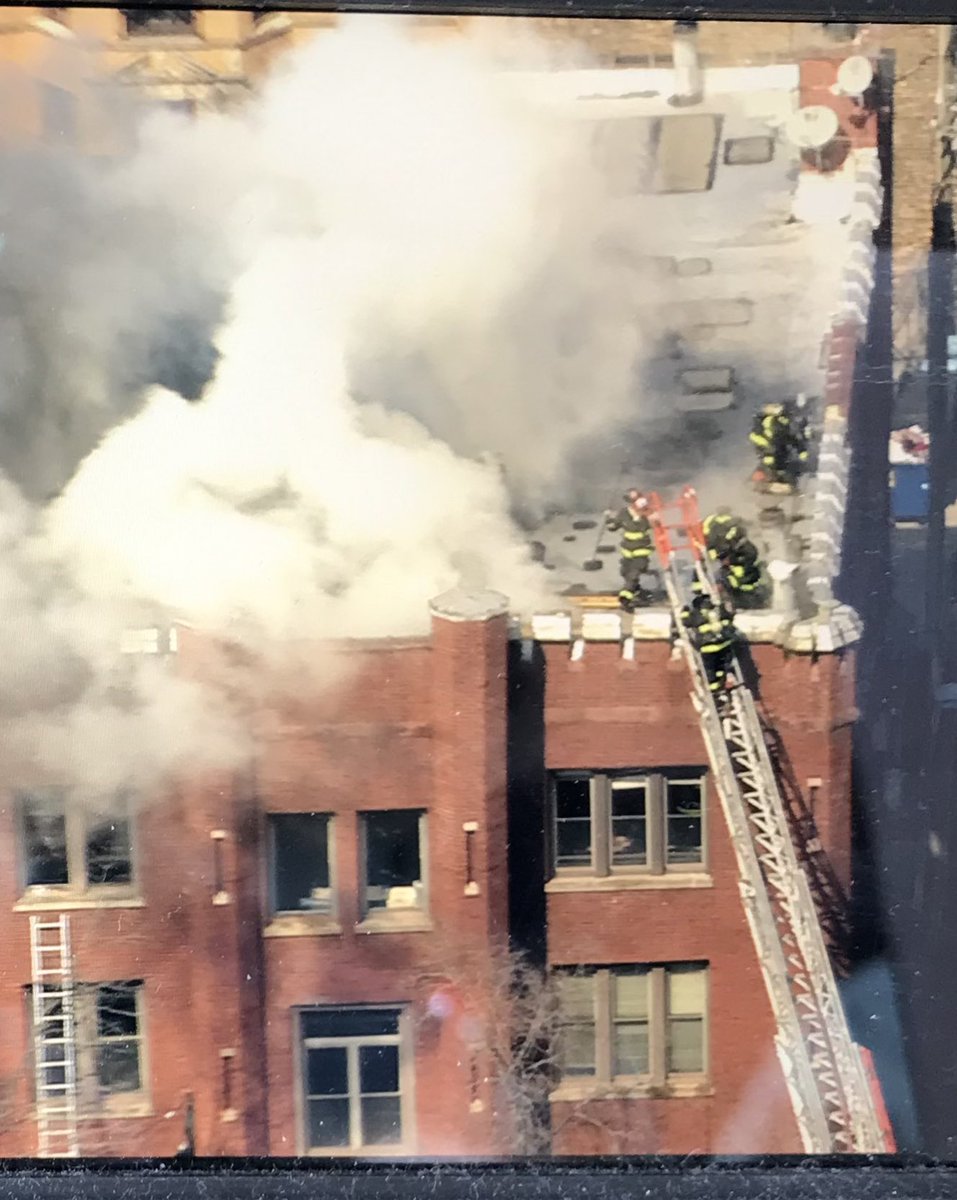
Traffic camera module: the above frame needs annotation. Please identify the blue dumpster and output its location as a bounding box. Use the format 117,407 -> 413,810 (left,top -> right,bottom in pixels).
889,464 -> 930,522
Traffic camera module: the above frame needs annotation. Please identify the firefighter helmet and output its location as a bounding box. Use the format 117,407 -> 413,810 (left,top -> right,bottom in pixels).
624,489 -> 648,510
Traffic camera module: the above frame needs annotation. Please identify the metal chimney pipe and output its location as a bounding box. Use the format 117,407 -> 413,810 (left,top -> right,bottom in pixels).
671,21 -> 703,108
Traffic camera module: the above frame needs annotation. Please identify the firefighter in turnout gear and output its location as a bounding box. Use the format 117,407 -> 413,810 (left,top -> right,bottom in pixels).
672,592 -> 738,700
750,403 -> 799,488
605,489 -> 654,611
788,396 -> 810,472
703,508 -> 746,560
720,535 -> 764,608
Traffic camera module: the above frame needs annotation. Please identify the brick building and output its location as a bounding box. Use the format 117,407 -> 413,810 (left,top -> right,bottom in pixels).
0,595 -> 514,1157
0,582 -> 860,1158
0,7 -> 934,1161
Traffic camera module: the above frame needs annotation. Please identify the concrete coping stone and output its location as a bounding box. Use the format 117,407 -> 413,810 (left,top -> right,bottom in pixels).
514,603 -> 863,654
429,588 -> 510,623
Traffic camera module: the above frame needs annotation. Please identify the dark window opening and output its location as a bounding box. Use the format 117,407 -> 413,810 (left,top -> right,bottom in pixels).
19,790 -> 135,893
270,813 -> 331,915
550,771 -> 705,878
666,780 -> 704,865
122,9 -> 195,35
554,777 -> 592,869
611,780 -> 647,867
96,983 -> 142,1094
21,792 -> 68,886
362,811 -> 424,913
29,981 -> 145,1110
300,1007 -> 406,1152
86,814 -> 133,885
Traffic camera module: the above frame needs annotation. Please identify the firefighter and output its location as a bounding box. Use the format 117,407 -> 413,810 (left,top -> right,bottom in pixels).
703,508 -> 746,560
788,396 -> 810,473
673,593 -> 738,699
721,535 -> 765,608
605,489 -> 654,611
750,403 -> 795,487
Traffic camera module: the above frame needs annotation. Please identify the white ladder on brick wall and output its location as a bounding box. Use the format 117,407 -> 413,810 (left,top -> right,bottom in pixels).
650,488 -> 886,1153
29,914 -> 80,1158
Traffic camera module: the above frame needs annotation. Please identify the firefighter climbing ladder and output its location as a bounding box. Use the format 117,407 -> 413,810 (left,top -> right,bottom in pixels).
648,488 -> 885,1154
29,914 -> 80,1158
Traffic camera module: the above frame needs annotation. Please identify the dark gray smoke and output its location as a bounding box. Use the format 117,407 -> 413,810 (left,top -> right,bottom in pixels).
0,144 -> 230,501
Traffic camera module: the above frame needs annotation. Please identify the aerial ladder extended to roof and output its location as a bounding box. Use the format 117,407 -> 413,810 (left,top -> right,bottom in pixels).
29,914 -> 80,1158
647,487 -> 887,1154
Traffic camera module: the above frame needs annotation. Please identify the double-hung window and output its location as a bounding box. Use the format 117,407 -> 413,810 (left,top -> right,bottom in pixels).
555,964 -> 708,1090
299,1007 -> 411,1153
19,790 -> 135,898
551,771 -> 705,877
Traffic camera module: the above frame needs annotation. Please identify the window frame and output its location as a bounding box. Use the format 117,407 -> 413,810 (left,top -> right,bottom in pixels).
357,810 -> 429,926
295,1005 -> 415,1156
550,770 -> 707,880
121,8 -> 198,37
267,811 -> 336,920
554,964 -> 709,1093
17,789 -> 138,901
27,980 -> 150,1118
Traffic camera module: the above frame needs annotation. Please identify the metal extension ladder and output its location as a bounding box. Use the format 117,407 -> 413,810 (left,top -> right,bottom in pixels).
648,487 -> 886,1154
29,914 -> 80,1158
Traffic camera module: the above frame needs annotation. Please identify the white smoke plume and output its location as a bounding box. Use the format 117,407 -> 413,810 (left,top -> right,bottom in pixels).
1,15 -> 663,797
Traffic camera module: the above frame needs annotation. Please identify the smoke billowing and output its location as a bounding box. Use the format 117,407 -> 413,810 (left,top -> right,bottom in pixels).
0,16 -> 661,798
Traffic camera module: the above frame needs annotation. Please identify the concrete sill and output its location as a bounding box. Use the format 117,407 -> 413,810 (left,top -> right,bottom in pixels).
546,873 -> 713,894
355,914 -> 434,936
550,1078 -> 713,1103
264,918 -> 343,938
14,895 -> 146,912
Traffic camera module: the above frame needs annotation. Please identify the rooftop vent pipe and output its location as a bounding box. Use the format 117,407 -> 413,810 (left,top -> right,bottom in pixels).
670,21 -> 703,108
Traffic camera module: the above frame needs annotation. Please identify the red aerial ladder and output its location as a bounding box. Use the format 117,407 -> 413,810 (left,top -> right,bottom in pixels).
646,486 -> 891,1154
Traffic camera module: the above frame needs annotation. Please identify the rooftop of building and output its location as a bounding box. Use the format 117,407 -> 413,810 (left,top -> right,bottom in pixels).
521,62 -> 880,636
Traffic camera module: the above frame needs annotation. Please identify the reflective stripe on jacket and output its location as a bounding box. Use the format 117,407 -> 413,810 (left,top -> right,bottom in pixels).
607,507 -> 652,559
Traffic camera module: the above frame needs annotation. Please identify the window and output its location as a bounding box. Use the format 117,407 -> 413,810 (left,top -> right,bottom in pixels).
122,9 -> 195,35
269,813 -> 333,916
550,772 -> 705,877
158,100 -> 197,119
19,790 -> 134,895
360,811 -> 427,918
555,964 -> 708,1089
29,982 -> 146,1114
299,1007 -> 411,1153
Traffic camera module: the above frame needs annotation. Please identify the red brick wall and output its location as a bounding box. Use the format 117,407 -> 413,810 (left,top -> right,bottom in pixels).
0,767 -> 254,1156
540,638 -> 852,1154
247,605 -> 511,1155
0,617 -> 852,1158
0,608 -> 510,1157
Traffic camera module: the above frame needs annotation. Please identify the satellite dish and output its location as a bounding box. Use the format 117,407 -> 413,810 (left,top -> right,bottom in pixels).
785,105 -> 840,150
836,55 -> 874,97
